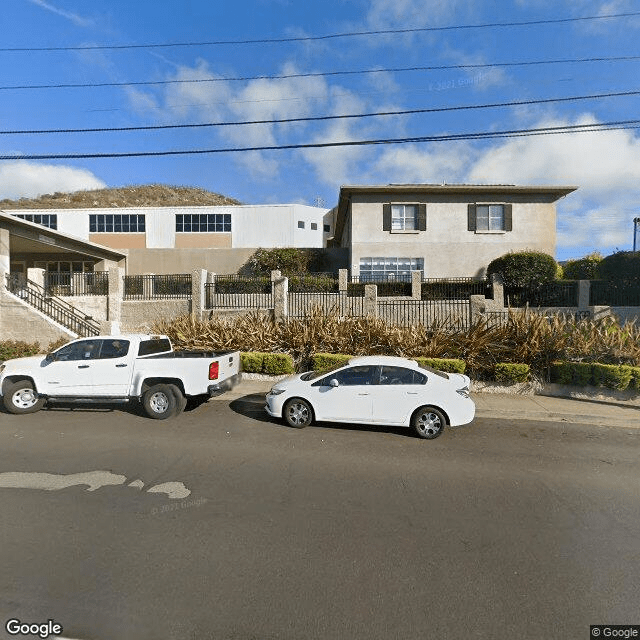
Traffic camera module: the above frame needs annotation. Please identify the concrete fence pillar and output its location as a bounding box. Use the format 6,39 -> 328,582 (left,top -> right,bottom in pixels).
578,280 -> 590,310
107,267 -> 124,323
411,270 -> 422,300
273,276 -> 288,321
192,268 -> 207,316
364,284 -> 377,316
338,269 -> 348,292
490,273 -> 505,307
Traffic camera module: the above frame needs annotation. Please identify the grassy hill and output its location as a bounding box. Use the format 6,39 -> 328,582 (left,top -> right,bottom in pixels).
0,184 -> 242,209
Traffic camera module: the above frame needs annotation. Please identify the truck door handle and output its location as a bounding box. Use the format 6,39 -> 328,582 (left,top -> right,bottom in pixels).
115,364 -> 127,368
357,392 -> 369,396
77,365 -> 90,369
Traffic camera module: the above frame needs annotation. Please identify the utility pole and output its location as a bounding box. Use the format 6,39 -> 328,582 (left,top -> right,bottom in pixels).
634,217 -> 640,252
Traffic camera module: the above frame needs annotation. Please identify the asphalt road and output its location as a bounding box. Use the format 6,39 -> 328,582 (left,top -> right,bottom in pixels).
0,392 -> 639,640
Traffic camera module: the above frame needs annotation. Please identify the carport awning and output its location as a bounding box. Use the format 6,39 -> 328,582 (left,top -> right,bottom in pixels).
1,211 -> 126,262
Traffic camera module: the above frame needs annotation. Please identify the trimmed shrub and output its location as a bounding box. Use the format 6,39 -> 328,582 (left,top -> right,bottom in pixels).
550,361 -> 593,386
487,251 -> 559,288
414,357 -> 466,374
563,252 -> 603,280
598,251 -> 640,283
574,362 -> 594,386
494,363 -> 530,384
0,340 -> 41,362
630,367 -> 640,390
550,361 -> 573,385
262,353 -> 295,375
241,352 -> 265,373
591,363 -> 633,391
312,352 -> 353,372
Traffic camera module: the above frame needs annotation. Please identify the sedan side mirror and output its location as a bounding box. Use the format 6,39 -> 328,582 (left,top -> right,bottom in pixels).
328,378 -> 339,388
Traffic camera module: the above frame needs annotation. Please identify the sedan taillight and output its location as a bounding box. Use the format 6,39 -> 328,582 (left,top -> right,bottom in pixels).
209,362 -> 219,380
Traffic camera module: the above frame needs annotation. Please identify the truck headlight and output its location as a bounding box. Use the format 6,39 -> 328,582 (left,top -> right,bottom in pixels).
0,364 -> 5,375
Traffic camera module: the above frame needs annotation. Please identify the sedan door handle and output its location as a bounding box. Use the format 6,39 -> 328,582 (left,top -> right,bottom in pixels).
77,365 -> 90,369
115,364 -> 128,368
407,392 -> 418,395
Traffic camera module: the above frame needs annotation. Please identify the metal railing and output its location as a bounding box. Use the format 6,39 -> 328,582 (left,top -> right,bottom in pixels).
205,275 -> 273,308
45,271 -> 108,297
504,280 -> 579,307
348,275 -> 412,297
590,280 -> 640,306
123,274 -> 192,300
6,275 -> 100,336
421,277 -> 490,300
378,298 -> 471,330
287,273 -> 339,293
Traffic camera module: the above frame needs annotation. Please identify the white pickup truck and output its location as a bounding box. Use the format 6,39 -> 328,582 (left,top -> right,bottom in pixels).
0,334 -> 241,419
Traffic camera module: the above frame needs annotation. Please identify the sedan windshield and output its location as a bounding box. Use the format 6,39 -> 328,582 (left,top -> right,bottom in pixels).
302,361 -> 348,381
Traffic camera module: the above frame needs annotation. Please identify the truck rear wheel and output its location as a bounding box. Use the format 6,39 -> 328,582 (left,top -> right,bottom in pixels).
142,384 -> 178,420
3,379 -> 45,414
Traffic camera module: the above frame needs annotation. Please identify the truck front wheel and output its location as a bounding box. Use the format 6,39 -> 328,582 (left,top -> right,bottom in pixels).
142,384 -> 179,420
3,379 -> 45,414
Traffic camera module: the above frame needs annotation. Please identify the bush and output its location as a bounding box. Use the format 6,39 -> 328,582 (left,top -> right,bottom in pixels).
414,357 -> 466,374
591,363 -> 633,391
631,367 -> 640,390
240,352 -> 264,373
494,363 -> 530,384
487,251 -> 559,288
247,248 -> 326,276
563,252 -> 603,280
598,251 -> 640,283
312,352 -> 352,372
263,353 -> 295,375
0,340 -> 41,362
550,361 -> 593,386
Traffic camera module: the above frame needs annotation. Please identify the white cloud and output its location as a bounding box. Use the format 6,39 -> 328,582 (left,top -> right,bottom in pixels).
28,0 -> 94,27
365,0 -> 467,29
0,162 -> 105,200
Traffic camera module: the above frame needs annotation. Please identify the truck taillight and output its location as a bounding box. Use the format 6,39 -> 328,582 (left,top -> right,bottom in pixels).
209,362 -> 219,380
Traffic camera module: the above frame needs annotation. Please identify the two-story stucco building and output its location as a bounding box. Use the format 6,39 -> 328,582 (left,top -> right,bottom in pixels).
330,184 -> 577,279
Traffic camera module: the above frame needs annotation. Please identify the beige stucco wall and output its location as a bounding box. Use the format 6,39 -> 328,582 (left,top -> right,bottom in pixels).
88,233 -> 146,248
174,233 -> 232,248
58,295 -> 108,322
124,248 -> 256,275
0,289 -> 75,346
348,193 -> 558,278
120,299 -> 191,332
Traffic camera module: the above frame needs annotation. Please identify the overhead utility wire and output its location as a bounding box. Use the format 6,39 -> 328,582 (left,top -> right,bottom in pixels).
3,89 -> 639,135
3,55 -> 640,91
2,119 -> 638,160
2,11 -> 638,51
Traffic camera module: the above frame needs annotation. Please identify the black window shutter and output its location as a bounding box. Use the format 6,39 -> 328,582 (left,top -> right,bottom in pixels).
504,204 -> 512,231
467,204 -> 476,231
382,203 -> 391,231
417,203 -> 427,231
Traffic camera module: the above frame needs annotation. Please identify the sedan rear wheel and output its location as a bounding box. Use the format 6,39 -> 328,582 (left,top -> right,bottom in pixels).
412,406 -> 446,439
283,398 -> 313,428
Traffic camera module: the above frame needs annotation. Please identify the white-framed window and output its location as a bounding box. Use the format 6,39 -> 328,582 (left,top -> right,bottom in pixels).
175,213 -> 231,232
90,214 -> 145,233
476,205 -> 504,231
297,221 -> 305,229
359,257 -> 424,281
323,224 -> 331,233
391,204 -> 417,231
13,213 -> 58,230
311,222 -> 318,230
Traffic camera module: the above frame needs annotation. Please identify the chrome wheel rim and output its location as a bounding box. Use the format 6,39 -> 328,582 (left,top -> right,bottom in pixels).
416,411 -> 442,437
150,392 -> 170,414
286,402 -> 309,426
12,388 -> 38,409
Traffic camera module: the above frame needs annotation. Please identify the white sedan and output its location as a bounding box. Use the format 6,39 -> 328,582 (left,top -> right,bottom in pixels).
265,355 -> 475,439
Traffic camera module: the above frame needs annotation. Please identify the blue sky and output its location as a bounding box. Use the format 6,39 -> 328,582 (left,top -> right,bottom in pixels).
2,0 -> 640,261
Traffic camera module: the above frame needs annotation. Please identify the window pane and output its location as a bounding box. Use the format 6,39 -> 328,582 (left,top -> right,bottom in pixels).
89,215 -> 96,232
476,205 -> 489,230
105,216 -> 113,232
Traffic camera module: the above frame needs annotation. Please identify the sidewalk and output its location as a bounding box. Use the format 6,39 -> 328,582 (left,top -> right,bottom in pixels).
224,377 -> 640,429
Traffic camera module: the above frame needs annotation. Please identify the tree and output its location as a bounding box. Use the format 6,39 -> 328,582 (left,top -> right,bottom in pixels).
597,251 -> 640,283
486,251 -> 559,288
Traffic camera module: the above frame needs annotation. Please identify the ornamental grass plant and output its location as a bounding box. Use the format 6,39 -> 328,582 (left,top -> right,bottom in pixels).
152,307 -> 640,380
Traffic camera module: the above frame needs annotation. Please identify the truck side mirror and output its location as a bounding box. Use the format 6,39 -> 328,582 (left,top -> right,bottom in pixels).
329,378 -> 339,388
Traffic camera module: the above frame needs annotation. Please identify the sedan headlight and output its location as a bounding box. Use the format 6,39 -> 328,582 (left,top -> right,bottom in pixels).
456,386 -> 470,398
268,388 -> 286,396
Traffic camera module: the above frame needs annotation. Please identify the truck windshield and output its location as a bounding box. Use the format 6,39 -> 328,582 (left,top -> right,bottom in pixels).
138,338 -> 172,357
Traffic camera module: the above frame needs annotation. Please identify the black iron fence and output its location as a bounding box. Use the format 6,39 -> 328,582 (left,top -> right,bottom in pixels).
421,277 -> 490,301
348,275 -> 412,297
504,280 -> 579,307
45,271 -> 109,297
590,280 -> 640,306
123,274 -> 192,300
288,273 -> 339,293
205,275 -> 273,308
378,299 -> 471,330
6,275 -> 100,336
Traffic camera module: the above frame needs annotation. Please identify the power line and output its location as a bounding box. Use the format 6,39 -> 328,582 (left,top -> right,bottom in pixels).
2,89 -> 640,135
2,11 -> 638,52
2,119 -> 638,160
3,55 -> 640,91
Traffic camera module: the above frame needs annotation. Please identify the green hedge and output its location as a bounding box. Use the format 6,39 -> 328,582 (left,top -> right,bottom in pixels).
494,363 -> 530,384
241,351 -> 294,375
312,352 -> 353,372
550,361 -> 640,391
0,340 -> 42,362
414,357 -> 466,374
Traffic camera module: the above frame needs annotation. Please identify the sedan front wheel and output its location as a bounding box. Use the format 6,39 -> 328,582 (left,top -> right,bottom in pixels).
283,398 -> 313,428
412,406 -> 446,439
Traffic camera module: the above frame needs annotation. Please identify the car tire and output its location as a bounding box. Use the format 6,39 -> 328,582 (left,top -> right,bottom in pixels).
142,384 -> 178,420
3,379 -> 45,415
283,398 -> 313,428
412,406 -> 446,439
168,385 -> 187,415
